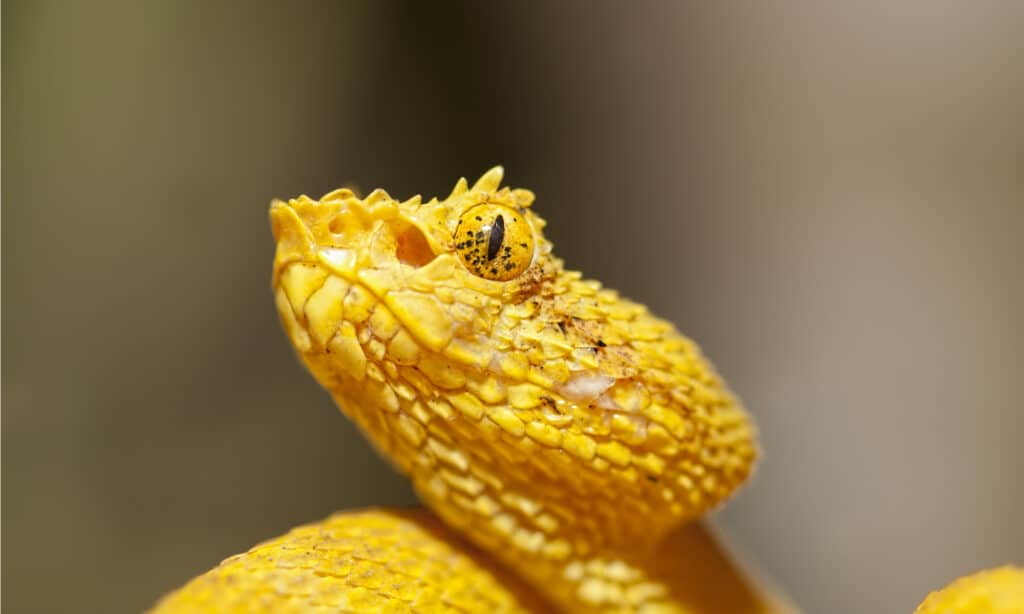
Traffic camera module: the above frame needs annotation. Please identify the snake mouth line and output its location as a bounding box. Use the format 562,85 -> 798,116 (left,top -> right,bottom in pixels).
276,259 -> 638,413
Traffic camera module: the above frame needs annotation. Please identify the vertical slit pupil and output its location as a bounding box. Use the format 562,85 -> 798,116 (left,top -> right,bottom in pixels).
486,214 -> 505,261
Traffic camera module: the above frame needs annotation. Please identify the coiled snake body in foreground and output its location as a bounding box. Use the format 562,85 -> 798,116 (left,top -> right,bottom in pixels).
152,169 -> 1022,613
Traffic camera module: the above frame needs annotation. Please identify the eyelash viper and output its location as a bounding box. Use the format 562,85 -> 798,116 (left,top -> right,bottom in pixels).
150,168 -> 1022,613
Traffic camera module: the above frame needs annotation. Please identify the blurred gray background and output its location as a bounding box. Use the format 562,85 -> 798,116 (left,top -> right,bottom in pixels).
4,2 -> 1022,612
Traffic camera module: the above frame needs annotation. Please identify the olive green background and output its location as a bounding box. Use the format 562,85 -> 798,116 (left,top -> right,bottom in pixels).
4,2 -> 1022,612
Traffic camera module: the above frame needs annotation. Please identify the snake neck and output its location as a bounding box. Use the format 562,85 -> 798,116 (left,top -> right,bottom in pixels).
424,488 -> 678,612
333,385 -> 764,613
419,479 -> 776,613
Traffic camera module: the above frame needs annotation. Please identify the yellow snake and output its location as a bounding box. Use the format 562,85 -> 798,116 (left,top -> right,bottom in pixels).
151,168 -> 1022,613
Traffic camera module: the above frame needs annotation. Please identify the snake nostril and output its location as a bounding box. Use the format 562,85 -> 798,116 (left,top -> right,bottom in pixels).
395,223 -> 436,267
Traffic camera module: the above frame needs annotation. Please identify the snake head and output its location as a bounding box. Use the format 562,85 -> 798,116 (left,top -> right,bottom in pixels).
270,168 -> 757,560
271,167 -> 559,361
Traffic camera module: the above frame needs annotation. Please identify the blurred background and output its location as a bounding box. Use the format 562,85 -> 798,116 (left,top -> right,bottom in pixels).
4,2 -> 1022,612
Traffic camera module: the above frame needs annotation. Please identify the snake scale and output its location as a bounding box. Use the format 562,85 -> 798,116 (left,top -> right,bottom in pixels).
152,168 -> 1022,613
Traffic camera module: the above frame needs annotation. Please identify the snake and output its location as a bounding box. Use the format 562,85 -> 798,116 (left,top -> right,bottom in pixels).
151,168 -> 1022,613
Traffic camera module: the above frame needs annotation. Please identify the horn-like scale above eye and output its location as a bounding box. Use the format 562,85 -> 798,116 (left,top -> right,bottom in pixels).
454,205 -> 534,281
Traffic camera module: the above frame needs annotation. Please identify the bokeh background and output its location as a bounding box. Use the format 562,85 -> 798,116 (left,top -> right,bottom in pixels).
4,2 -> 1022,612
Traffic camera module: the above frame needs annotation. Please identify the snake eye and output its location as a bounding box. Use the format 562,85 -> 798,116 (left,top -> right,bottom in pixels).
454,205 -> 534,281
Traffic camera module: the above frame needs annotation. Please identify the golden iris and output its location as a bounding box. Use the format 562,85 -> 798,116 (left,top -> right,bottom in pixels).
454,205 -> 534,281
